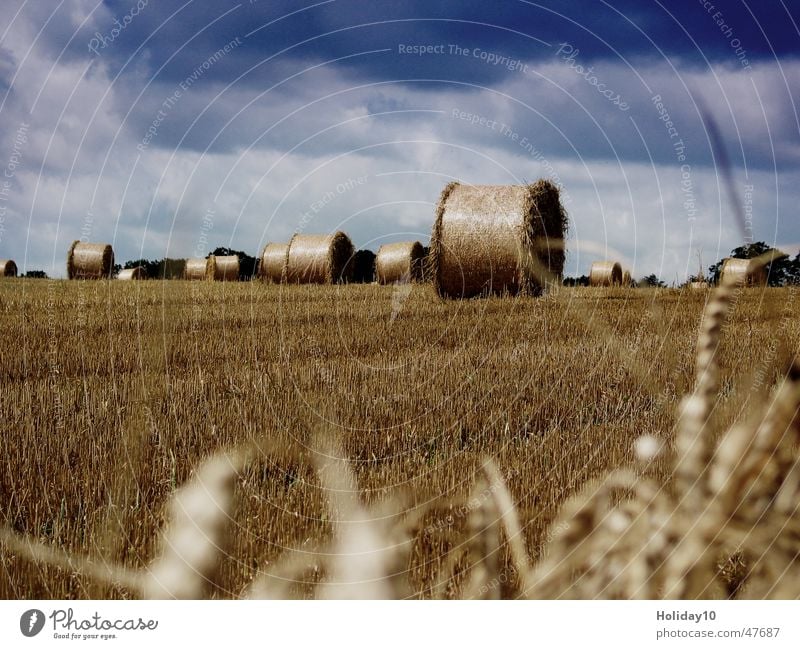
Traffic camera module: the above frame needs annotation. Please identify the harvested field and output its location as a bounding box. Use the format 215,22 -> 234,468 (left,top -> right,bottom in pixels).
1,280 -> 797,598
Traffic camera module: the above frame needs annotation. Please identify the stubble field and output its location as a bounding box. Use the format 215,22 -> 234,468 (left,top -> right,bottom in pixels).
0,279 -> 797,598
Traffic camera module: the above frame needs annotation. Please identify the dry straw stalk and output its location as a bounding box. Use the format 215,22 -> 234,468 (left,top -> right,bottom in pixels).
430,180 -> 567,298
285,232 -> 354,284
257,243 -> 289,282
0,259 -> 17,277
589,261 -> 623,287
67,241 -> 114,279
375,241 -> 425,284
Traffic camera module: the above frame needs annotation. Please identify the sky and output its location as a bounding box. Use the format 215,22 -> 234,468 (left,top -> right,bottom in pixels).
0,0 -> 797,280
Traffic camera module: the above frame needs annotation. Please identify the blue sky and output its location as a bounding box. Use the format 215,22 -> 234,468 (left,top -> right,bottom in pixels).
0,0 -> 798,279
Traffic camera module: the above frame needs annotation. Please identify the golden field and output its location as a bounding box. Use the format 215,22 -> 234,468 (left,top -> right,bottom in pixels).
0,279 -> 798,598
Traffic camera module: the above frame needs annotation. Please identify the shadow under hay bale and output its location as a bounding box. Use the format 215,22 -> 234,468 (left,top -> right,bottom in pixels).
345,249 -> 376,283
430,180 -> 567,298
285,232 -> 354,284
118,266 -> 147,280
0,259 -> 17,277
67,241 -> 114,279
257,243 -> 289,283
209,255 -> 240,282
375,241 -> 425,284
184,257 -> 211,281
720,258 -> 766,287
589,261 -> 623,287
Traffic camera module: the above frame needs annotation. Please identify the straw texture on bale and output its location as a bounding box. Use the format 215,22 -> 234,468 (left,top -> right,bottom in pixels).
209,255 -> 240,282
589,261 -> 623,287
375,241 -> 425,284
720,258 -> 766,287
184,257 -> 211,281
430,180 -> 567,298
0,259 -> 17,277
117,266 -> 147,280
285,232 -> 354,284
257,243 -> 289,282
67,241 -> 114,279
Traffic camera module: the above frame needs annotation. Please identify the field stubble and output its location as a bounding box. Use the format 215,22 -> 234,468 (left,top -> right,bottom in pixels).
0,280 -> 797,598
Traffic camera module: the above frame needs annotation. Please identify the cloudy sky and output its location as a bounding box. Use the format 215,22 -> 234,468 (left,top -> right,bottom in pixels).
0,0 -> 797,279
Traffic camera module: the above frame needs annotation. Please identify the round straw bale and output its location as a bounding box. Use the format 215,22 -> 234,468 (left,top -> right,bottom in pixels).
257,243 -> 289,282
184,257 -> 211,281
720,257 -> 766,286
430,180 -> 567,298
67,241 -> 114,279
589,261 -> 623,287
376,241 -> 425,284
688,281 -> 709,290
0,259 -> 17,277
117,266 -> 147,280
285,232 -> 354,284
209,255 -> 240,281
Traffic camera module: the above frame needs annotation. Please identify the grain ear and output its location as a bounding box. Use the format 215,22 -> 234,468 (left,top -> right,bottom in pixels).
143,452 -> 241,599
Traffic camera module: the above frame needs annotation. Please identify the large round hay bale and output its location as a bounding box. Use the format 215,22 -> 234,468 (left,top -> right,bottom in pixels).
430,180 -> 567,298
589,261 -> 623,287
118,266 -> 147,280
375,241 -> 425,284
184,257 -> 211,281
720,257 -> 766,287
67,241 -> 114,279
285,232 -> 354,284
209,255 -> 239,281
257,243 -> 288,282
0,259 -> 17,277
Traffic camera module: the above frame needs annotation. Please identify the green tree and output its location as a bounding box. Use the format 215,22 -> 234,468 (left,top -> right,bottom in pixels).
639,274 -> 665,288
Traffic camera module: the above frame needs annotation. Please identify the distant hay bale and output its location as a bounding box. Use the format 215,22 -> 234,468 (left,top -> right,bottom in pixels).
285,232 -> 354,284
688,281 -> 709,290
720,257 -> 766,287
118,266 -> 147,280
0,259 -> 17,277
67,241 -> 114,279
589,261 -> 623,287
209,255 -> 240,282
184,257 -> 211,281
257,243 -> 289,282
376,241 -> 425,284
346,249 -> 376,284
430,180 -> 567,298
